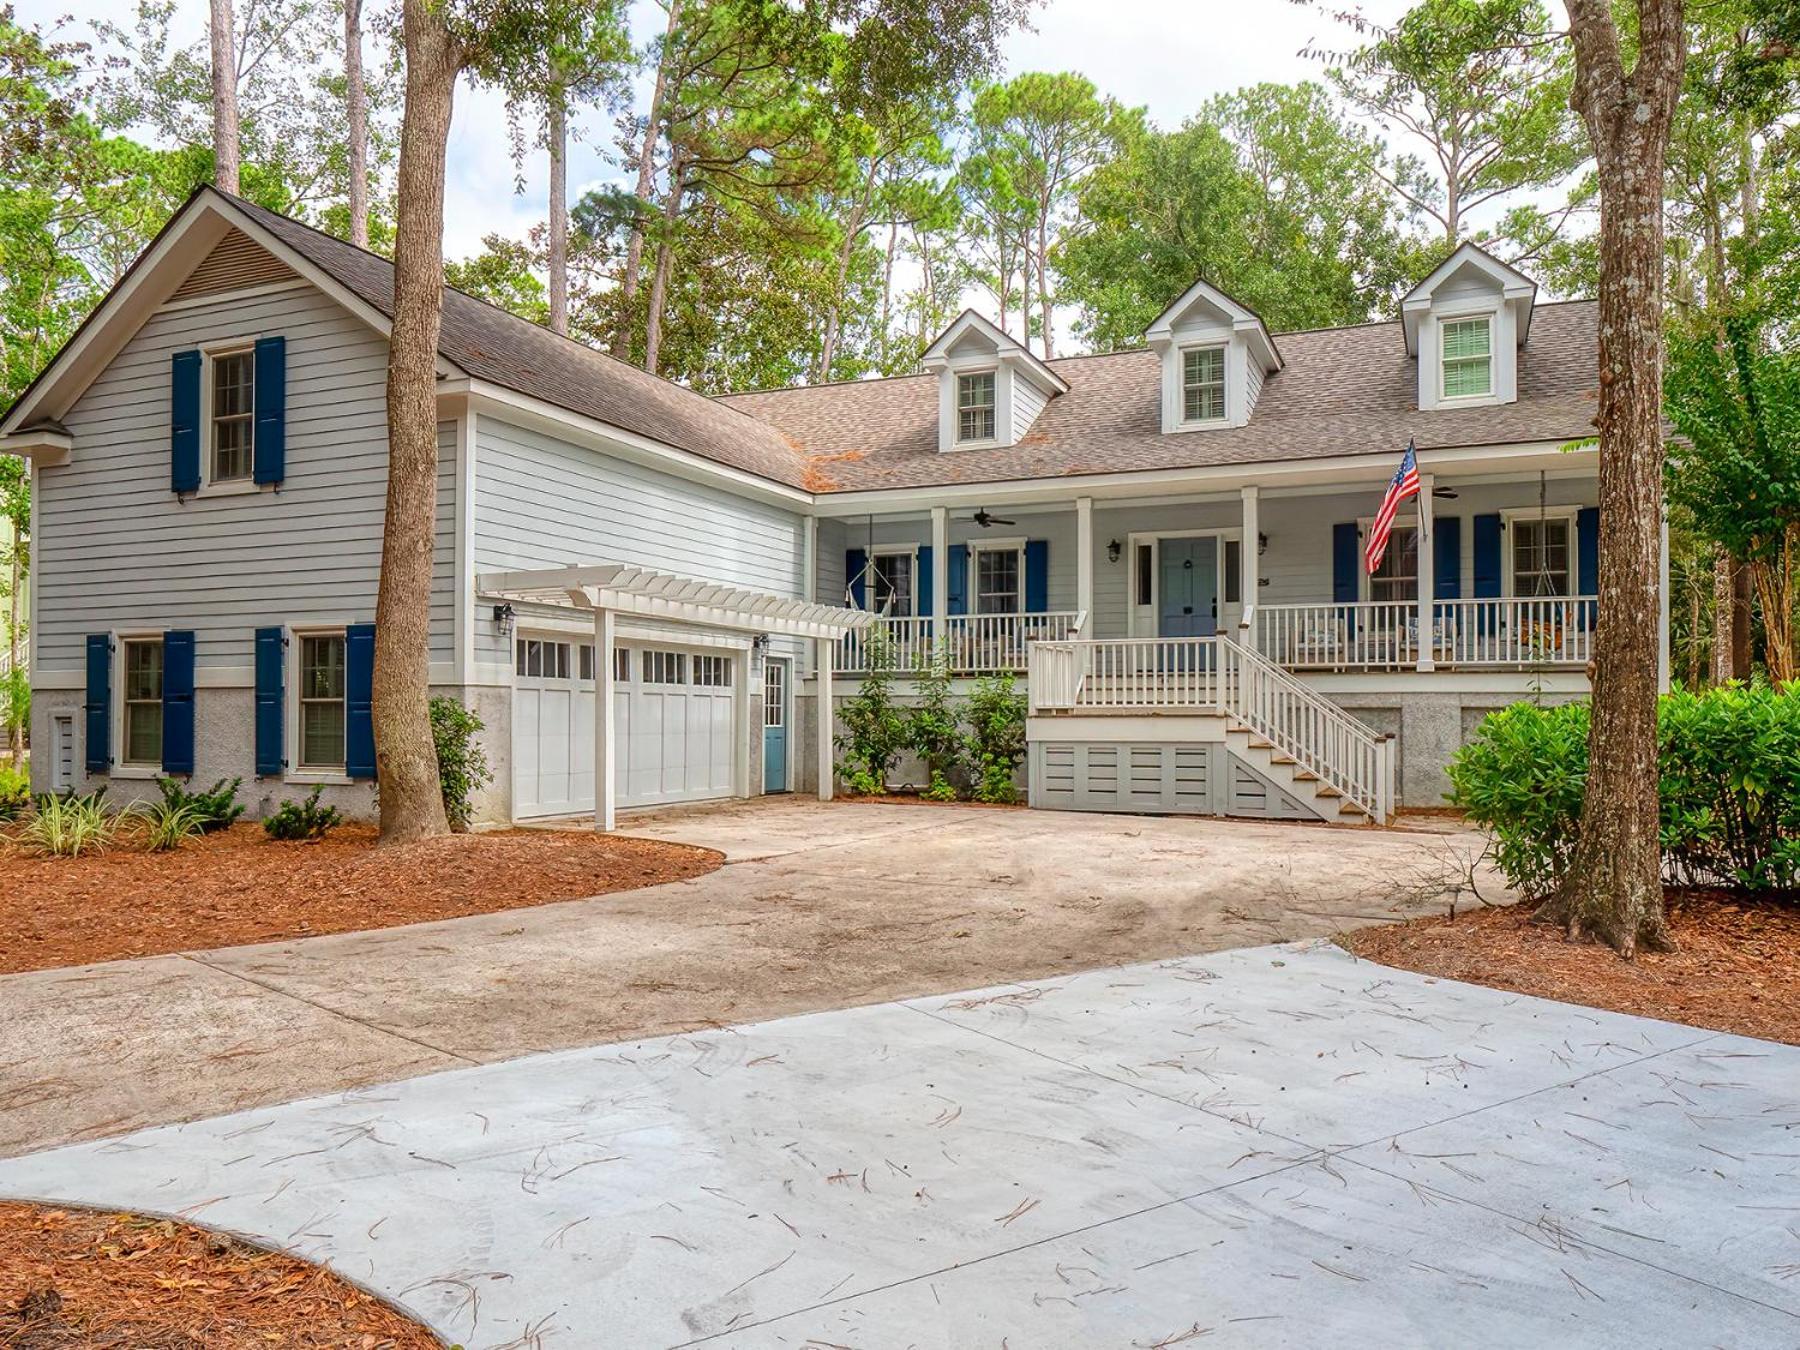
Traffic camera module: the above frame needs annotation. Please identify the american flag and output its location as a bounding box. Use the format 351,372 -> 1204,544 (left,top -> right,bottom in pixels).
1366,441 -> 1421,574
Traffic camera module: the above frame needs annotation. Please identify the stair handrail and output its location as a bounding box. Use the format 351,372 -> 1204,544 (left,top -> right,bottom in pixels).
1219,640 -> 1394,822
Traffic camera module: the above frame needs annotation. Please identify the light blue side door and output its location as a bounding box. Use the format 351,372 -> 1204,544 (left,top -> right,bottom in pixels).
1158,538 -> 1219,637
762,658 -> 789,792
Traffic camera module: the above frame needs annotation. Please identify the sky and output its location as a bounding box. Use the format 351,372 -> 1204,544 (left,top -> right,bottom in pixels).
436,0 -> 1412,262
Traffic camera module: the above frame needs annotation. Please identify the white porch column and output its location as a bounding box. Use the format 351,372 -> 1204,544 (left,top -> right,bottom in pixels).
1239,485 -> 1260,643
733,639 -> 752,799
593,606 -> 617,832
1075,495 -> 1094,636
1415,472 -> 1436,672
815,635 -> 835,800
931,505 -> 949,645
802,515 -> 818,679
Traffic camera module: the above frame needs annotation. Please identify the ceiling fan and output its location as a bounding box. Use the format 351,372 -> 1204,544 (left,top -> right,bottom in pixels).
972,507 -> 1016,528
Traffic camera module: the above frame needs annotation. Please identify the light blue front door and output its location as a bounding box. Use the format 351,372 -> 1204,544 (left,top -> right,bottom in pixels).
762,658 -> 789,792
1159,537 -> 1218,637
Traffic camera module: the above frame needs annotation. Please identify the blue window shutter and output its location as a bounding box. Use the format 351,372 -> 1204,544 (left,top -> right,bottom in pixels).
345,623 -> 376,779
1331,523 -> 1359,602
161,630 -> 196,776
845,549 -> 867,608
947,544 -> 969,616
1472,514 -> 1503,597
255,627 -> 285,776
1024,540 -> 1049,613
1577,506 -> 1599,595
253,335 -> 286,485
916,546 -> 933,618
171,350 -> 201,494
1433,517 -> 1462,599
1332,523 -> 1359,640
84,634 -> 112,772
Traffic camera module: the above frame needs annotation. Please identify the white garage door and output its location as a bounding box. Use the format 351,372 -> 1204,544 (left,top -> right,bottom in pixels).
512,636 -> 737,819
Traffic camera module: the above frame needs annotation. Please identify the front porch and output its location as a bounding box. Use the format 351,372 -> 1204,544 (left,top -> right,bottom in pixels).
821,467 -> 1618,680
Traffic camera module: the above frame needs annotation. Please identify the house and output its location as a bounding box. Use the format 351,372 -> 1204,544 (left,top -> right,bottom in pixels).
0,188 -> 1663,829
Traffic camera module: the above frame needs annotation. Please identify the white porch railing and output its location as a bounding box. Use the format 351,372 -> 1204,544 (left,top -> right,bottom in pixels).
1028,636 -> 1395,822
1251,597 -> 1598,671
834,611 -> 1085,675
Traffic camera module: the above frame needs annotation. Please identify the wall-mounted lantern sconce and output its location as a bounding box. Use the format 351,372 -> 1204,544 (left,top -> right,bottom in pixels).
1106,539 -> 1122,564
1257,531 -> 1269,557
492,602 -> 516,636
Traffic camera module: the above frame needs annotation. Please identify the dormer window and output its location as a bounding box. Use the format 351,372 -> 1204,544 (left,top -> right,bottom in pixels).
1441,318 -> 1493,400
957,372 -> 996,443
1182,346 -> 1226,423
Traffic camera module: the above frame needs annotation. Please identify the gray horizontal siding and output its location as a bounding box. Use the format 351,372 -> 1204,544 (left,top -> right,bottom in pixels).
37,283 -> 456,670
472,417 -> 805,665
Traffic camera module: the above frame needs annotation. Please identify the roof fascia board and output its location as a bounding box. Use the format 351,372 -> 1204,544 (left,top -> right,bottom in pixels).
458,380 -> 813,509
809,440 -> 1593,516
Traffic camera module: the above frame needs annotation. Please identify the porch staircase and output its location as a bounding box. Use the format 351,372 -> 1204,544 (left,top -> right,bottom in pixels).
1026,637 -> 1396,825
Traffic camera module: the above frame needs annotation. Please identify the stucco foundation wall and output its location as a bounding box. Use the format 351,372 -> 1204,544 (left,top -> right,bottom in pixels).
32,684 -> 497,824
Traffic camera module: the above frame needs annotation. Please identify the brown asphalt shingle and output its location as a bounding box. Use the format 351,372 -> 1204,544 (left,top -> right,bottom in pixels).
230,193 -> 809,491
721,302 -> 1601,492
229,190 -> 1598,498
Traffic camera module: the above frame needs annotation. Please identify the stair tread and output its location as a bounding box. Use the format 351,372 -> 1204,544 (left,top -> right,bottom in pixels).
1291,770 -> 1318,781
1313,785 -> 1342,798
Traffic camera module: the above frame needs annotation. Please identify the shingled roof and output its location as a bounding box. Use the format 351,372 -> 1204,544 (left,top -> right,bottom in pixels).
228,193 -> 809,491
229,190 -> 1597,499
721,301 -> 1601,493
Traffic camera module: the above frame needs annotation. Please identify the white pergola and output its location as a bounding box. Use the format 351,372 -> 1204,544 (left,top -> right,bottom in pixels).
477,564 -> 875,830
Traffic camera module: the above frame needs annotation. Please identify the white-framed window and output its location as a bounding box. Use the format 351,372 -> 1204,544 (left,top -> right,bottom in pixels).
579,643 -> 594,681
1181,345 -> 1226,423
615,646 -> 632,681
208,347 -> 256,482
1367,525 -> 1420,604
643,650 -> 687,685
869,550 -> 914,616
957,372 -> 996,443
121,637 -> 164,767
1440,317 -> 1493,400
298,632 -> 347,771
974,545 -> 1022,615
1510,514 -> 1575,597
514,637 -> 571,679
693,654 -> 731,687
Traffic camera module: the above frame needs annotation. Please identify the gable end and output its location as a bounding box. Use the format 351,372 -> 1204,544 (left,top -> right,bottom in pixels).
168,228 -> 299,302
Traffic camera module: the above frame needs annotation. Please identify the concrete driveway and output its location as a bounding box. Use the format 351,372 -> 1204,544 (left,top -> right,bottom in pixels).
2,942 -> 1792,1347
0,800 -> 1502,1158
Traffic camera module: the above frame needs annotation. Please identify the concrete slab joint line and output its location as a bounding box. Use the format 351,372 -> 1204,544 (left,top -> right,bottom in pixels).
2,939 -> 1796,1348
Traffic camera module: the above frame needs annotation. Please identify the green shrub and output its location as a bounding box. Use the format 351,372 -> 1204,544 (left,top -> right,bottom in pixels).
907,650 -> 965,797
965,671 -> 1027,805
263,786 -> 341,841
21,791 -> 119,858
430,696 -> 492,832
155,776 -> 245,833
1450,684 -> 1800,897
1447,702 -> 1590,899
835,629 -> 907,794
0,765 -> 28,822
135,797 -> 209,852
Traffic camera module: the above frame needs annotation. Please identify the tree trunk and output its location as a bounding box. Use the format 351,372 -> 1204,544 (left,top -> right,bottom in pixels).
547,67 -> 569,337
1539,0 -> 1685,956
819,161 -> 878,380
1732,560 -> 1753,675
1711,549 -> 1735,684
375,0 -> 460,844
210,0 -> 240,193
615,0 -> 680,359
1018,232 -> 1032,346
878,217 -> 898,371
344,0 -> 369,248
643,157 -> 684,375
1037,212 -> 1054,360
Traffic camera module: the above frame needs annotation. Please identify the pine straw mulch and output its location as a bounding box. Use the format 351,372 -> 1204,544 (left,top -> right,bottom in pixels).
1344,888 -> 1800,1045
0,824 -> 720,976
0,1202 -> 437,1348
